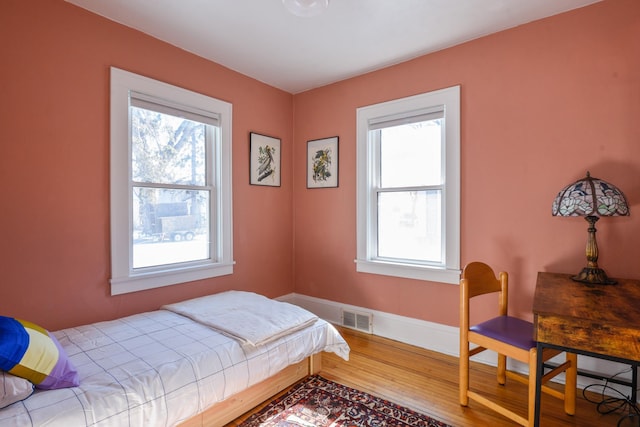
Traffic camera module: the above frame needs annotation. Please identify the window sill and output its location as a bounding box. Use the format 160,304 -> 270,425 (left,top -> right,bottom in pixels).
110,262 -> 234,295
355,259 -> 460,284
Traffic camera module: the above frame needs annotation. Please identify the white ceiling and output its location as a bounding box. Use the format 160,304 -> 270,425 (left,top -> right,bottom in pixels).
65,0 -> 601,94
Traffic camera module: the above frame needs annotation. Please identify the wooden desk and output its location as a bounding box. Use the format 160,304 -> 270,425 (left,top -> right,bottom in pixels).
532,272 -> 640,426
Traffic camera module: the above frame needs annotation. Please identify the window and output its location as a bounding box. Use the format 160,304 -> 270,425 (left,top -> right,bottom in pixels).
110,68 -> 233,295
356,86 -> 460,284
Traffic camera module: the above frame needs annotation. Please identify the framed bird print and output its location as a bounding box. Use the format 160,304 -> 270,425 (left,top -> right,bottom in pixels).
250,132 -> 281,187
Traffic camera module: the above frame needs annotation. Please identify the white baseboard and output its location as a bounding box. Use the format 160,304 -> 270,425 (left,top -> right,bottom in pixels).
279,292 -> 635,395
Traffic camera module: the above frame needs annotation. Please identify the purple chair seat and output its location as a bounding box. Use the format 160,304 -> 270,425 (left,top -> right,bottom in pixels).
470,315 -> 535,351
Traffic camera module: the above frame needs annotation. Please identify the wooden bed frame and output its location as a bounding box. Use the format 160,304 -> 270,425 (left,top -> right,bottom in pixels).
179,352 -> 322,426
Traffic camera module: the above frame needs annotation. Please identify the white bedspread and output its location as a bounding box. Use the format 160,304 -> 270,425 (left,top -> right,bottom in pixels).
162,291 -> 318,346
0,309 -> 349,427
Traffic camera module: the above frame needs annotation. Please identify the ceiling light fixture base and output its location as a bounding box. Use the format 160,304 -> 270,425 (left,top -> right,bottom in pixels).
282,0 -> 329,17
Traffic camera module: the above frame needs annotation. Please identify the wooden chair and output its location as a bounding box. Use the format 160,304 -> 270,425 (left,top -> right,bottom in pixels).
459,262 -> 577,427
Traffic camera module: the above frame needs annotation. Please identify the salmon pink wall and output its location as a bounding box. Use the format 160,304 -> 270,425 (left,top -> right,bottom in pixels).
292,0 -> 640,326
1,0 -> 294,330
1,0 -> 639,333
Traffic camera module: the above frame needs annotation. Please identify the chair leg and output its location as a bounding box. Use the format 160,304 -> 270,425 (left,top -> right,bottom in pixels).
564,352 -> 577,415
460,342 -> 470,406
497,353 -> 507,385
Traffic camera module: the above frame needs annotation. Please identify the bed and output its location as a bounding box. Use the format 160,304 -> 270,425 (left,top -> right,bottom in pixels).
0,291 -> 350,426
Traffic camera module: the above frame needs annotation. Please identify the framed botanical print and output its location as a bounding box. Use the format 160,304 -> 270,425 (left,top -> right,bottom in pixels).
307,136 -> 339,188
250,132 -> 281,186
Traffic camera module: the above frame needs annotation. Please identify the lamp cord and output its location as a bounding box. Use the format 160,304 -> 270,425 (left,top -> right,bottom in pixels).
582,367 -> 640,426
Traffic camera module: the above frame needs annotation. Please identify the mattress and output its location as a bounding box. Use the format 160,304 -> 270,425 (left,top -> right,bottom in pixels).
0,309 -> 349,426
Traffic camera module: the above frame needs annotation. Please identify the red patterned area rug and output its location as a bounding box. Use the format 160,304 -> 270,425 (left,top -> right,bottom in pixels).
240,375 -> 453,427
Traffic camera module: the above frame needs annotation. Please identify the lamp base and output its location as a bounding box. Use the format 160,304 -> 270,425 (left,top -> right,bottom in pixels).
572,267 -> 617,285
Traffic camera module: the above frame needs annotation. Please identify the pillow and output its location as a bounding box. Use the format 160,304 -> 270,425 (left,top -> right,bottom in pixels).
0,316 -> 79,389
0,371 -> 34,408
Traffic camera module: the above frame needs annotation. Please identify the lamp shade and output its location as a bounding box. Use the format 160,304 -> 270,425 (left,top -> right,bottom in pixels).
552,172 -> 629,218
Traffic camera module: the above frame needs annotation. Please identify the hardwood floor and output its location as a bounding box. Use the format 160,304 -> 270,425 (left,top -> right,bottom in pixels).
229,326 -> 633,426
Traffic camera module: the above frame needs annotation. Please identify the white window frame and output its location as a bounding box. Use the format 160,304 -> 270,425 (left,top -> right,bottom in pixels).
356,86 -> 460,284
110,67 -> 233,295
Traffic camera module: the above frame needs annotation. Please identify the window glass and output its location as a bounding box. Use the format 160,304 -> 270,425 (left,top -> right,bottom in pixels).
132,188 -> 210,268
131,107 -> 207,186
376,119 -> 443,264
130,105 -> 212,270
377,190 -> 442,262
380,120 -> 442,188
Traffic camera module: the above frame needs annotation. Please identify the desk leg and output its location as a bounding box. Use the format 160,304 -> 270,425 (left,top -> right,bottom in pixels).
633,364 -> 638,404
534,342 -> 544,427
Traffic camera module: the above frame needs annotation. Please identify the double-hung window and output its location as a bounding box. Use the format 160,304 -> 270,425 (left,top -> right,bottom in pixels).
110,68 -> 233,295
356,86 -> 460,284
